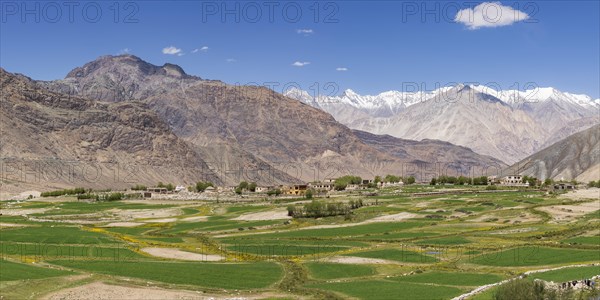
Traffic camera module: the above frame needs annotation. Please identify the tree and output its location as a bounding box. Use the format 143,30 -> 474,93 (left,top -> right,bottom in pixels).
374,176 -> 382,184
165,183 -> 174,191
384,174 -> 401,183
305,189 -> 314,199
235,187 -> 242,195
195,181 -> 214,192
286,205 -> 295,217
248,182 -> 257,192
405,176 -> 416,185
543,178 -> 554,186
157,182 -> 165,188
238,181 -> 249,190
334,175 -> 362,190
267,189 -> 282,196
430,178 -> 437,185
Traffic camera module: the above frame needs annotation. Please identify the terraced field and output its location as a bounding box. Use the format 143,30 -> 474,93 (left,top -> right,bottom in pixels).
1,186 -> 598,299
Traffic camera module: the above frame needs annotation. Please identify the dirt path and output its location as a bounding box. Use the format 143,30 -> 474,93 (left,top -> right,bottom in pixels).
325,256 -> 399,265
42,282 -> 209,299
42,281 -> 289,300
140,247 -> 223,261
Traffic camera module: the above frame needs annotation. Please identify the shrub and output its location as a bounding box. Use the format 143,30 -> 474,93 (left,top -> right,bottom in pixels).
131,184 -> 147,191
195,181 -> 214,192
493,278 -> 557,300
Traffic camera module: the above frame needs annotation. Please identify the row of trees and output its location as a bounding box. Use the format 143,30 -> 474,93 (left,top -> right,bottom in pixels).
40,188 -> 87,197
334,175 -> 362,190
287,199 -> 364,218
157,182 -> 175,191
235,181 -> 257,194
588,181 -> 600,188
76,192 -> 128,201
430,176 -> 489,185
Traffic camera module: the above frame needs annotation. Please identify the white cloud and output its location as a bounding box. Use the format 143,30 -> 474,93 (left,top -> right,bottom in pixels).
162,46 -> 182,55
336,67 -> 348,71
297,29 -> 314,35
455,2 -> 530,30
118,48 -> 131,54
292,61 -> 310,67
226,58 -> 236,63
192,46 -> 209,53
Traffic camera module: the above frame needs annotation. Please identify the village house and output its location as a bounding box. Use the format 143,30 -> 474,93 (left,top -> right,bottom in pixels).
553,183 -> 575,191
500,175 -> 528,186
146,187 -> 168,194
308,182 -> 334,191
283,184 -> 308,195
255,186 -> 274,193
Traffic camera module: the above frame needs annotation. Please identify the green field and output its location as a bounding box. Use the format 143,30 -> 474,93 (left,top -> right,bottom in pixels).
51,260 -> 283,289
530,266 -> 600,282
391,272 -> 504,286
305,262 -> 375,279
0,226 -> 116,244
0,260 -> 73,281
471,247 -> 600,266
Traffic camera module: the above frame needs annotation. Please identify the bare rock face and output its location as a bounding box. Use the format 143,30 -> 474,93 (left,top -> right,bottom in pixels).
0,68 -> 221,190
506,124 -> 600,181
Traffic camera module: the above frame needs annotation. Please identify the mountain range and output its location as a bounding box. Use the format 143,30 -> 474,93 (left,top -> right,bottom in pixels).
1,55 -> 597,192
0,55 -> 513,192
286,85 -> 599,164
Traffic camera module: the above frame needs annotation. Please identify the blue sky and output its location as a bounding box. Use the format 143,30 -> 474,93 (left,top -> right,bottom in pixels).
1,1 -> 599,97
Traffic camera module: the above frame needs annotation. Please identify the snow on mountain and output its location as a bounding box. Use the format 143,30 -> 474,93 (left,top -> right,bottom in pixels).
287,84 -> 598,112
285,84 -> 599,164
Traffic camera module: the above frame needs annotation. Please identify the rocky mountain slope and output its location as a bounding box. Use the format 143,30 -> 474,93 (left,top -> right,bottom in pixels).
0,68 -> 221,191
506,124 -> 599,182
2,55 -> 522,190
353,130 -> 507,176
287,85 -> 599,164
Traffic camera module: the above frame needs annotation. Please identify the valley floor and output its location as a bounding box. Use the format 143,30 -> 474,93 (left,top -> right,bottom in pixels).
1,186 -> 599,299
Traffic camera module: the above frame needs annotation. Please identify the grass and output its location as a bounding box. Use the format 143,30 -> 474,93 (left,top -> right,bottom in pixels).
416,236 -> 471,245
307,280 -> 463,299
0,242 -> 144,260
252,222 -> 424,239
390,271 -> 503,286
51,260 -> 283,289
159,219 -> 280,234
0,226 -> 116,244
471,247 -> 600,266
344,249 -> 438,263
0,260 -> 73,281
562,236 -> 600,246
305,262 -> 375,279
530,266 -> 600,282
